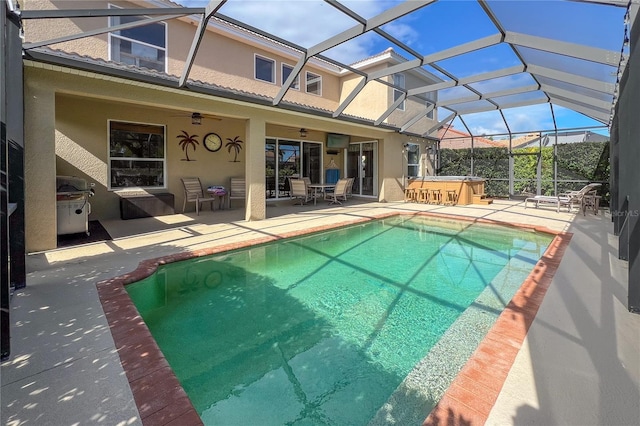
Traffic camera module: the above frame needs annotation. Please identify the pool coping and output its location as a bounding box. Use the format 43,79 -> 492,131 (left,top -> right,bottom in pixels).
96,211 -> 572,425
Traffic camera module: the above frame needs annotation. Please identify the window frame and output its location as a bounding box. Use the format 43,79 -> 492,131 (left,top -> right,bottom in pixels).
406,143 -> 420,178
305,71 -> 322,96
282,63 -> 300,90
426,101 -> 435,119
393,73 -> 406,111
107,4 -> 167,73
107,120 -> 167,191
265,137 -> 323,200
255,54 -> 276,84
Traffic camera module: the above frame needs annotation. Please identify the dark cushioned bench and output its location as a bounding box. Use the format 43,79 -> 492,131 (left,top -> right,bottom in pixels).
120,193 -> 175,220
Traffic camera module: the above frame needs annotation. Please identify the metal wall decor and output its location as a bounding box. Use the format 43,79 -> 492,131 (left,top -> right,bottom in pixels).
177,130 -> 199,161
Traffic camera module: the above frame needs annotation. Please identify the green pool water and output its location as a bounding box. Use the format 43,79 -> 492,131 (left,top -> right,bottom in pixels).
126,215 -> 552,425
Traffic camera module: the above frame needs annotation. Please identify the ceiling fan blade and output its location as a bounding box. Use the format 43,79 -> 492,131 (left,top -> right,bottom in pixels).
168,113 -> 222,121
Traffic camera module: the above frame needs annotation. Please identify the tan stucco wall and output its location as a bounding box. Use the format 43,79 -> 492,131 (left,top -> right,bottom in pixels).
388,71 -> 438,136
54,93 -> 248,221
24,68 -> 58,253
340,62 -> 390,122
24,64 -> 407,252
23,0 -> 342,112
23,0 -> 109,54
340,60 -> 439,137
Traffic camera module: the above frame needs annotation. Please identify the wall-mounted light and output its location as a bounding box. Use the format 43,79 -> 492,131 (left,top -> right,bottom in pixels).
299,128 -> 308,138
191,112 -> 203,125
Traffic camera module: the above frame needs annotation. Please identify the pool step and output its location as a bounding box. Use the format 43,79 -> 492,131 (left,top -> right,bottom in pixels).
473,194 -> 494,205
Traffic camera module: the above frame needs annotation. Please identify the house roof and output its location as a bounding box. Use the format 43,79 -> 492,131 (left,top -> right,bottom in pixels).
438,126 -> 504,149
18,0 -> 631,138
515,130 -> 610,148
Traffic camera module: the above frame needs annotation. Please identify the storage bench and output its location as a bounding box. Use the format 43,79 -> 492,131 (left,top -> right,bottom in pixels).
120,193 -> 175,220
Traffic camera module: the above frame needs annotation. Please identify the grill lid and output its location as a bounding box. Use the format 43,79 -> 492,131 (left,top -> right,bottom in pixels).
56,175 -> 90,192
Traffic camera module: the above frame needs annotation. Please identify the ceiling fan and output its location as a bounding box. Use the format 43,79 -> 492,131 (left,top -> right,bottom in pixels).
283,127 -> 309,138
171,111 -> 222,124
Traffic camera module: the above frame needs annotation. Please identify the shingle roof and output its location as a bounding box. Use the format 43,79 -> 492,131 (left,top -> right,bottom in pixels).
438,126 -> 506,149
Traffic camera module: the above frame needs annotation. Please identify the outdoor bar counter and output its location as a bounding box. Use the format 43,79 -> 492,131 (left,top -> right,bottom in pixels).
406,176 -> 491,205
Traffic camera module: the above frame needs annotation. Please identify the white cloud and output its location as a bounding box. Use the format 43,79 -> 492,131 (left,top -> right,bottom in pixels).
178,0 -> 407,64
470,124 -> 507,137
501,104 -> 554,133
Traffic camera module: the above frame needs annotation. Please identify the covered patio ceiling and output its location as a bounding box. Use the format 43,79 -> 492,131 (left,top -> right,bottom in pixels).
19,0 -> 636,137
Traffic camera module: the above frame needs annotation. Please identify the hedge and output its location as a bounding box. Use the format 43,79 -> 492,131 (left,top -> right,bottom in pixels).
439,141 -> 609,204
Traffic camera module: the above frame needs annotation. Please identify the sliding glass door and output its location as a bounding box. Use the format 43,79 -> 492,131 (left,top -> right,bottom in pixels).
347,141 -> 377,197
265,138 -> 322,200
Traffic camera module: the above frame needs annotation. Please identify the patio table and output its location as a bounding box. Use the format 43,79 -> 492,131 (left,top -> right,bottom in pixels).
307,183 -> 335,205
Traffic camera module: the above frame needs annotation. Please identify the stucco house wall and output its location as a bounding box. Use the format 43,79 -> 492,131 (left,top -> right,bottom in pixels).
388,69 -> 438,136
21,0 -> 435,252
23,0 -> 343,112
24,63 -> 404,252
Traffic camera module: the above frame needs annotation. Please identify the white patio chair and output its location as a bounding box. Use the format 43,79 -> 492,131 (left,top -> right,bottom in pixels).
525,183 -> 601,214
290,178 -> 311,205
181,177 -> 217,215
324,178 -> 349,205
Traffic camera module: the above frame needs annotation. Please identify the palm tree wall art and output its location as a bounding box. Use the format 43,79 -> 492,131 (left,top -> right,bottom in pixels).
177,130 -> 199,161
226,136 -> 244,162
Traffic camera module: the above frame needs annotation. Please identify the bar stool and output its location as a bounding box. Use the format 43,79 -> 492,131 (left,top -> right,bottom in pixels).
404,187 -> 417,203
417,188 -> 430,204
429,189 -> 442,205
445,189 -> 458,205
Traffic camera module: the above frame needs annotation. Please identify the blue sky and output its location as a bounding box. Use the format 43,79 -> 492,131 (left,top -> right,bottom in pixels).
176,0 -> 626,137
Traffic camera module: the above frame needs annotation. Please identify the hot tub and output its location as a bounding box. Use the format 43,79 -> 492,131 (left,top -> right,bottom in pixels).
406,176 -> 491,205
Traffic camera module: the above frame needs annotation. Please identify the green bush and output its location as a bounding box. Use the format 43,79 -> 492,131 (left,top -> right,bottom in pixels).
438,141 -> 609,204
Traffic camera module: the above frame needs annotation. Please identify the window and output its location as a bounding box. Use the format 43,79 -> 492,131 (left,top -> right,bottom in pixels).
109,121 -> 166,189
282,64 -> 300,90
109,6 -> 166,72
255,55 -> 275,83
426,101 -> 435,119
393,73 -> 405,111
407,143 -> 420,177
306,71 -> 322,95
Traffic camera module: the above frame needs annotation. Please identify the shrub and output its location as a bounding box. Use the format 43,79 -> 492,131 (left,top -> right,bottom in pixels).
438,141 -> 609,204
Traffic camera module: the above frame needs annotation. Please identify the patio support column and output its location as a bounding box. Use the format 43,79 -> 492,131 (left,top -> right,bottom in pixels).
24,68 -> 57,251
245,118 -> 266,221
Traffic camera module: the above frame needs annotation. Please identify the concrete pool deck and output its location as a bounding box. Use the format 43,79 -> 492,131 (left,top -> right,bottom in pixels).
2,200 -> 639,425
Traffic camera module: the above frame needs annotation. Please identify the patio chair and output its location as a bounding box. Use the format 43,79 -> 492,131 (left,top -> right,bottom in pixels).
524,183 -> 601,214
290,178 -> 311,205
181,177 -> 217,215
228,177 -> 246,208
301,176 -> 315,199
324,178 -> 349,205
345,177 -> 355,198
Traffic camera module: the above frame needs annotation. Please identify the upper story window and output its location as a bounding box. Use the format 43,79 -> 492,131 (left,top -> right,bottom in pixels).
406,143 -> 420,177
109,121 -> 166,190
108,5 -> 166,72
393,73 -> 406,111
255,55 -> 275,83
282,64 -> 300,90
306,71 -> 322,95
426,101 -> 435,119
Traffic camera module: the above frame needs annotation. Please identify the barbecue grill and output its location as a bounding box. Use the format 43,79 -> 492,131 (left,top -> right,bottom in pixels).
56,175 -> 95,236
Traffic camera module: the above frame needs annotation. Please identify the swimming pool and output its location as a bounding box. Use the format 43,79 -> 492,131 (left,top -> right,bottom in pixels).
125,215 -> 553,424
